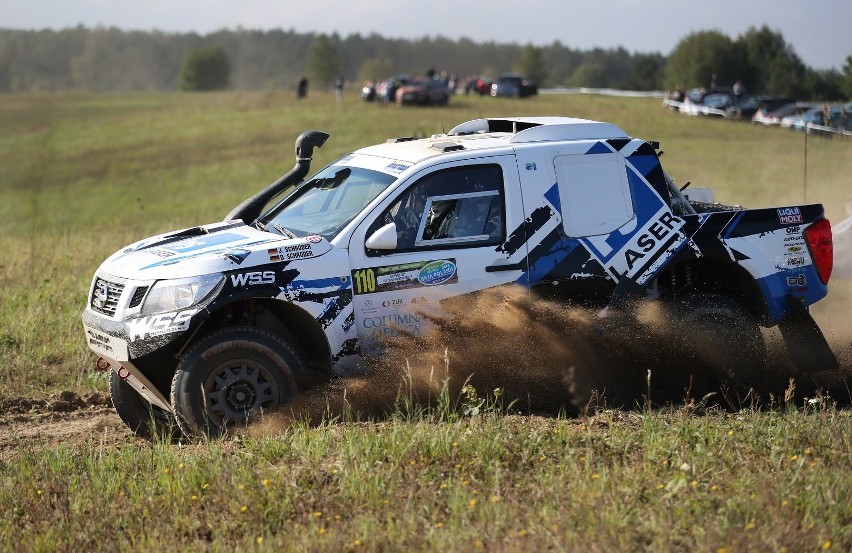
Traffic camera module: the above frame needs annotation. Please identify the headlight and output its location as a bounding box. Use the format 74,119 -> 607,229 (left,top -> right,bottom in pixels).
140,274 -> 224,316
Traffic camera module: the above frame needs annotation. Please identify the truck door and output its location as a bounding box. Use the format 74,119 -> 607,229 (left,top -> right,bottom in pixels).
348,156 -> 527,354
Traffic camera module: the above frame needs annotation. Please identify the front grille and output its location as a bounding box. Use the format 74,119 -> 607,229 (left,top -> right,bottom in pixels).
128,286 -> 149,308
90,277 -> 125,316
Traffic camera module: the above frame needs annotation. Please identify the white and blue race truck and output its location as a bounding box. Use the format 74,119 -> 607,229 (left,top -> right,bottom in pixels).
82,117 -> 837,438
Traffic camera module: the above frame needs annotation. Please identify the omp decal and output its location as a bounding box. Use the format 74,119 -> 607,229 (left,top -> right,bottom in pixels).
351,259 -> 458,295
126,308 -> 197,341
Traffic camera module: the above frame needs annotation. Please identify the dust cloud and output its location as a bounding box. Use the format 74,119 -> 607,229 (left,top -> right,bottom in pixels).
257,278 -> 851,434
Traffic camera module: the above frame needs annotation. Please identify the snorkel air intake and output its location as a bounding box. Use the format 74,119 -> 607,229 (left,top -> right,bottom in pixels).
225,130 -> 330,223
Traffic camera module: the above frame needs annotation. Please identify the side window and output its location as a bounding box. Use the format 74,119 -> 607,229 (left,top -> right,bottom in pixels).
367,164 -> 505,254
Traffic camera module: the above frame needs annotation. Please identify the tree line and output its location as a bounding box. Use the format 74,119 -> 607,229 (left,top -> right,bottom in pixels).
0,25 -> 849,100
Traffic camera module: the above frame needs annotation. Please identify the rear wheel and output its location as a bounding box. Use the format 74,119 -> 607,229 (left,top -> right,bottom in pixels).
170,326 -> 304,438
674,293 -> 766,396
110,370 -> 181,440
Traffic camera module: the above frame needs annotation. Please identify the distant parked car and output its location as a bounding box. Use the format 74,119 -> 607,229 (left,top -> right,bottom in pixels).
376,75 -> 411,105
727,96 -> 795,120
490,73 -> 538,98
395,78 -> 450,106
752,102 -> 814,126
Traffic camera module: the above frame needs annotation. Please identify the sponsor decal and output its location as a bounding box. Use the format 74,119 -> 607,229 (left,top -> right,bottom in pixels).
269,243 -> 314,262
351,259 -> 458,295
787,245 -> 803,253
362,312 -> 421,336
787,256 -> 806,268
126,308 -> 197,341
85,327 -> 124,356
230,271 -> 276,287
385,162 -> 410,173
784,236 -> 804,243
146,248 -> 177,259
785,225 -> 801,235
418,260 -> 457,286
305,235 -> 323,244
525,162 -> 537,171
381,298 -> 404,308
787,274 -> 807,287
777,207 -> 803,225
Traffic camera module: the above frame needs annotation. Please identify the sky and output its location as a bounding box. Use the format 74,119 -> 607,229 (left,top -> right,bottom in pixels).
3,0 -> 851,71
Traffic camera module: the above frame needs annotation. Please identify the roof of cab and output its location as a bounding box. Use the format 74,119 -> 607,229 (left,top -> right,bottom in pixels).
354,116 -> 630,165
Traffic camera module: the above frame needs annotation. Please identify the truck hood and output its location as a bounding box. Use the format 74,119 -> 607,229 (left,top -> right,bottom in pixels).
99,221 -> 332,280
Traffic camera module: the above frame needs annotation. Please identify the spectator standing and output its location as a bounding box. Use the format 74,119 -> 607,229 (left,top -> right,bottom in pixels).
297,76 -> 308,99
334,76 -> 344,102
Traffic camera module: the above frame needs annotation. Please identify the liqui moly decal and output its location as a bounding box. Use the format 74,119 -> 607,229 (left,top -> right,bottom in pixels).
778,207 -> 803,225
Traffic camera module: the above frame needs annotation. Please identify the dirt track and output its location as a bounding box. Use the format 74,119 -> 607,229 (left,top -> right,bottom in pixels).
0,392 -> 131,461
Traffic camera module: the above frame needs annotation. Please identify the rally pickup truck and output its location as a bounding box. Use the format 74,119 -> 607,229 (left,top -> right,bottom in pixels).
82,116 -> 837,438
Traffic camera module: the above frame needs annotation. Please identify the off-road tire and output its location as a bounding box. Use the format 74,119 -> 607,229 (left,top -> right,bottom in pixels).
170,326 -> 303,439
674,293 -> 766,396
110,369 -> 182,441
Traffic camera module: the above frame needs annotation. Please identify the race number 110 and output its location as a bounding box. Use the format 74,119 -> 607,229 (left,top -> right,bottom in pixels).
352,269 -> 377,294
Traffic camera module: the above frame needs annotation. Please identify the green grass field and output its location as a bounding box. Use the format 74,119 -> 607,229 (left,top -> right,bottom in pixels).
1,91 -> 851,551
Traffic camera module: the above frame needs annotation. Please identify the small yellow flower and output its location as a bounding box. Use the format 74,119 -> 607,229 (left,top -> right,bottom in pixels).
436,522 -> 443,528
262,479 -> 270,487
804,448 -> 813,455
822,540 -> 831,550
238,484 -> 245,490
36,489 -> 42,496
314,511 -> 322,517
592,473 -> 600,480
201,483 -> 210,490
490,495 -> 500,503
717,548 -> 727,553
332,469 -> 338,474
191,495 -> 198,500
462,480 -> 469,486
727,430 -> 734,436
790,455 -> 799,462
690,480 -> 698,487
118,491 -> 124,497
335,515 -> 341,521
440,483 -> 447,490
256,537 -> 263,545
410,460 -> 417,466
475,539 -> 484,548
455,464 -> 462,469
240,505 -> 248,512
782,500 -> 789,507
657,484 -> 665,490
746,521 -> 755,530
353,539 -> 362,546
469,499 -> 478,508
780,547 -> 788,553
710,485 -> 718,491
163,468 -> 170,474
178,463 -> 184,469
808,522 -> 815,530
318,527 -> 326,535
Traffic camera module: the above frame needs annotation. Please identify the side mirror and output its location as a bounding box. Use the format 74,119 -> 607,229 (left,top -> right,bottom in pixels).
365,222 -> 398,250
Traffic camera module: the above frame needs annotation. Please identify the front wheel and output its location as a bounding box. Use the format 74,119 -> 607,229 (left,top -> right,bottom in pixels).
170,327 -> 303,438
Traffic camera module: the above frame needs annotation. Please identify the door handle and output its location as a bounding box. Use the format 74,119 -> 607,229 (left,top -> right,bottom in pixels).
485,262 -> 525,272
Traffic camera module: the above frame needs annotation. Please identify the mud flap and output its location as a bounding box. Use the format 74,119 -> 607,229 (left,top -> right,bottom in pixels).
777,296 -> 838,373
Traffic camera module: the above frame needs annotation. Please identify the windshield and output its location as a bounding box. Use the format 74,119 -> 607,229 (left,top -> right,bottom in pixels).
260,164 -> 396,240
